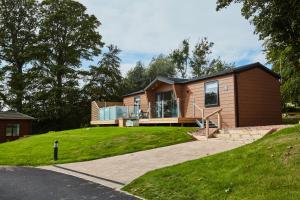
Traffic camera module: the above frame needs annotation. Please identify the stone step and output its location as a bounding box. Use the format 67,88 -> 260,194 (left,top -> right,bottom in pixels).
219,129 -> 270,135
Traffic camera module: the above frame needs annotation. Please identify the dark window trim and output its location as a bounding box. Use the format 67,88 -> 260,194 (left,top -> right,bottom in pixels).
204,80 -> 219,108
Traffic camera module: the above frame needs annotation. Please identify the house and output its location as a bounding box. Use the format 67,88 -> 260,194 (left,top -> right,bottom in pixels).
0,110 -> 35,143
91,62 -> 282,132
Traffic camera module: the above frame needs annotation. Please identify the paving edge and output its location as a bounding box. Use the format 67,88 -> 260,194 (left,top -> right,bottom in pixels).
37,166 -> 144,200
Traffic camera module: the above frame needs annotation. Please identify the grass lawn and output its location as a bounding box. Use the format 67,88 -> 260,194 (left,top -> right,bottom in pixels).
124,125 -> 300,200
0,126 -> 195,166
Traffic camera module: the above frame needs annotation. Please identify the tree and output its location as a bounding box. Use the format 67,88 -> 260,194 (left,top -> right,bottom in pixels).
271,48 -> 300,106
216,0 -> 300,105
170,38 -> 231,78
205,58 -> 234,75
0,0 -> 39,112
124,61 -> 148,92
147,54 -> 176,81
190,38 -> 214,77
0,67 -> 5,110
85,45 -> 123,101
216,0 -> 300,57
34,0 -> 104,130
170,39 -> 189,78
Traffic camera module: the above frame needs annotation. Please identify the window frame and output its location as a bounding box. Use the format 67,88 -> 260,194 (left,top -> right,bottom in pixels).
204,80 -> 220,107
6,124 -> 20,137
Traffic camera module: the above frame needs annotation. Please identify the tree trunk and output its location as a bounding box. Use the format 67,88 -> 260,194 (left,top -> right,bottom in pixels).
55,57 -> 64,131
15,63 -> 24,112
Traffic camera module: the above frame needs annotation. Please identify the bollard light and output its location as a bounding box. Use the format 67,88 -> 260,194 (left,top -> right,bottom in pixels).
54,140 -> 59,161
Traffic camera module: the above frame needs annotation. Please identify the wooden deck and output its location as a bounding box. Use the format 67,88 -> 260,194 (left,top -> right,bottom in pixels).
90,120 -> 118,125
90,118 -> 197,126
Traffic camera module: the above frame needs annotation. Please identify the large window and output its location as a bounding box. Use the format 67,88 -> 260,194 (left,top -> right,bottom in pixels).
6,124 -> 20,137
205,81 -> 219,107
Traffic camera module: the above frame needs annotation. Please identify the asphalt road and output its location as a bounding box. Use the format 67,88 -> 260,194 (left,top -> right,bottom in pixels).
0,167 -> 138,200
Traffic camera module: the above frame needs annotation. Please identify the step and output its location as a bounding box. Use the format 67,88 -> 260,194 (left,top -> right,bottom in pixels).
220,128 -> 274,135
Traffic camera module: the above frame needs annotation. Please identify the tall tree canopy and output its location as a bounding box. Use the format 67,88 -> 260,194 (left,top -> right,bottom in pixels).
147,55 -> 176,81
0,0 -> 39,112
190,37 -> 214,77
23,0 -> 104,131
85,45 -> 123,102
170,38 -> 233,78
124,61 -> 148,93
35,0 -> 103,128
216,0 -> 300,106
170,39 -> 189,78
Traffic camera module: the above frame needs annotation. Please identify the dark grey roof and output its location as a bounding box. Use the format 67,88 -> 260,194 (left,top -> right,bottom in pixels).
143,76 -> 188,91
123,76 -> 188,97
0,111 -> 35,120
123,62 -> 280,97
123,89 -> 145,97
184,62 -> 280,84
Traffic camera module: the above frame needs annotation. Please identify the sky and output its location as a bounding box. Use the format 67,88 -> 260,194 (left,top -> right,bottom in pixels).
78,0 -> 267,76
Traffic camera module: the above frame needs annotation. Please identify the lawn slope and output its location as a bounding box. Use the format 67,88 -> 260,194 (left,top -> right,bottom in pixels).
0,127 -> 194,166
124,125 -> 300,200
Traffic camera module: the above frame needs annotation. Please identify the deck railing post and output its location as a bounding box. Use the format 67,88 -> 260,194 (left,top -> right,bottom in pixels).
206,118 -> 209,139
201,109 -> 204,124
103,104 -> 106,120
162,100 -> 164,118
148,102 -> 151,119
126,106 -> 129,118
192,97 -> 195,118
218,112 -> 221,129
177,98 -> 180,118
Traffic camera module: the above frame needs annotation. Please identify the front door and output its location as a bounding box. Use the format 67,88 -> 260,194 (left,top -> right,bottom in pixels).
155,91 -> 177,118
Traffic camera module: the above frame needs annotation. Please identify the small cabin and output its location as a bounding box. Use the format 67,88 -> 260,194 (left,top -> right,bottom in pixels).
0,111 -> 35,143
91,62 -> 282,129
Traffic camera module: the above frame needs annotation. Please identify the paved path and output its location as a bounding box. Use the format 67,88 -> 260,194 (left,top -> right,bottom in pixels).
0,167 -> 138,200
41,139 -> 244,189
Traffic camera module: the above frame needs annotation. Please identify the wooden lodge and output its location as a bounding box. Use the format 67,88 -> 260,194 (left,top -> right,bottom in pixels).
91,62 -> 282,133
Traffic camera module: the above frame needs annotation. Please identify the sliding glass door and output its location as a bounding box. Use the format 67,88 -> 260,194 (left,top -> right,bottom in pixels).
155,91 -> 177,118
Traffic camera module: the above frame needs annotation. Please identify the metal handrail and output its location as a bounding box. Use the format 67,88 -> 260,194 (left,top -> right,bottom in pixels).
192,101 -> 204,124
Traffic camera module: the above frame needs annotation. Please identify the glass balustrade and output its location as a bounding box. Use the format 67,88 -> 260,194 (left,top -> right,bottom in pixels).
98,99 -> 180,121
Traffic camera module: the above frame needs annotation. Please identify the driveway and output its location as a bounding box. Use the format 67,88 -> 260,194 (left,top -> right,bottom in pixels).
0,167 -> 138,200
41,139 -> 244,189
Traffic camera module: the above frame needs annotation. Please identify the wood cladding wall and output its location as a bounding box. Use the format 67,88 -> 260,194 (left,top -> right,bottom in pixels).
182,74 -> 236,128
123,93 -> 148,112
236,68 -> 282,126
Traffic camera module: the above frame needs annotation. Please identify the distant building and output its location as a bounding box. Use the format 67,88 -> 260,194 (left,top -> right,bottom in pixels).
0,110 -> 35,143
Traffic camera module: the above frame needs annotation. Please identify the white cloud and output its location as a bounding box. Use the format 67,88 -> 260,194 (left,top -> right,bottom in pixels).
78,0 -> 266,74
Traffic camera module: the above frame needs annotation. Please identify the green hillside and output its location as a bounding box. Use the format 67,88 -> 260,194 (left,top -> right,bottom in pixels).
0,127 -> 194,166
124,125 -> 300,200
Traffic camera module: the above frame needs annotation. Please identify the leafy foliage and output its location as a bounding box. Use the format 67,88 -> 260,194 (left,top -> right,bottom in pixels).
0,0 -> 39,112
170,38 -> 234,78
147,54 -> 176,81
84,45 -> 123,102
170,39 -> 190,78
190,37 -> 214,77
216,0 -> 300,106
124,61 -> 148,93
